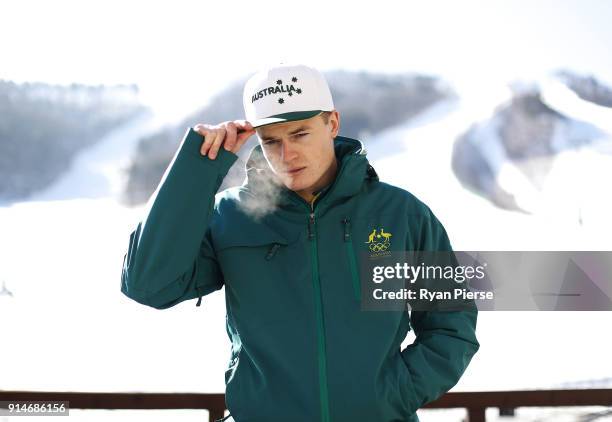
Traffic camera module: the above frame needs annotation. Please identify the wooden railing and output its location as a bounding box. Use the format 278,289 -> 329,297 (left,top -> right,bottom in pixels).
1,389 -> 611,421
423,388 -> 612,421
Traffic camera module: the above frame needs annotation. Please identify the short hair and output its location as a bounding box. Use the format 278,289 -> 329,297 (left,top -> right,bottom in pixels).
320,111 -> 332,125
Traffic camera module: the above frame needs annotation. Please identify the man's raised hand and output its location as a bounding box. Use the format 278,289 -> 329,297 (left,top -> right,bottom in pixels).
193,120 -> 255,159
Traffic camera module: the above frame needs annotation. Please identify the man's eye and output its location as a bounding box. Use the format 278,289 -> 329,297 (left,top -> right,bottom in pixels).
264,140 -> 279,146
296,133 -> 308,137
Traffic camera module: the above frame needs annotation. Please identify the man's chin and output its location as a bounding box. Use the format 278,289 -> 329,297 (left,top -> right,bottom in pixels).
283,179 -> 308,193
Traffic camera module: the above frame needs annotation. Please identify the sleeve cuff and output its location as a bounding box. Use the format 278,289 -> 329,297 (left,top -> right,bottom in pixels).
180,127 -> 240,174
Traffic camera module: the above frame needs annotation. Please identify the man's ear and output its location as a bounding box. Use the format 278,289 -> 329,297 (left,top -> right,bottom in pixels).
331,110 -> 340,137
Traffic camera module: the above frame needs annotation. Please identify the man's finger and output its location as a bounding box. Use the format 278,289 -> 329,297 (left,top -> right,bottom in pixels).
194,124 -> 208,141
235,120 -> 253,131
208,128 -> 226,159
223,122 -> 238,152
200,129 -> 217,156
233,128 -> 256,153
232,120 -> 254,151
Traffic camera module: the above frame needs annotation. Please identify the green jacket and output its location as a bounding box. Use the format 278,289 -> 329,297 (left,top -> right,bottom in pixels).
121,127 -> 480,422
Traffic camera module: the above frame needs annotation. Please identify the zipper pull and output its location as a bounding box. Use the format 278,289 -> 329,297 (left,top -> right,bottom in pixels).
265,243 -> 281,260
342,217 -> 351,242
195,286 -> 203,307
308,212 -> 315,241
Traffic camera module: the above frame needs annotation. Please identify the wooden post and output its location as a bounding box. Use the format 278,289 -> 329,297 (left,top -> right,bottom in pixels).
208,406 -> 225,422
466,407 -> 486,422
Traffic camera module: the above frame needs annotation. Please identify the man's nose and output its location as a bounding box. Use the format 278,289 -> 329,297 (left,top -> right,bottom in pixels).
280,140 -> 298,162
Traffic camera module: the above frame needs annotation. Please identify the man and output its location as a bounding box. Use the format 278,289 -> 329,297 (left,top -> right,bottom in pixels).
121,63 -> 479,422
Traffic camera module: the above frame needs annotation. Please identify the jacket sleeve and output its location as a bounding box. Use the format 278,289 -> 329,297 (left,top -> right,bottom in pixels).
399,206 -> 480,413
120,127 -> 238,310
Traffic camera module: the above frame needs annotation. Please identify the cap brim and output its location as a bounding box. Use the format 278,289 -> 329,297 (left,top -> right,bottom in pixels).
250,110 -> 323,128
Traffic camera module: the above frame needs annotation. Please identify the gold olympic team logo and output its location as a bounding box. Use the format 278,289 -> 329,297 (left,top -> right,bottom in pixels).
365,228 -> 392,252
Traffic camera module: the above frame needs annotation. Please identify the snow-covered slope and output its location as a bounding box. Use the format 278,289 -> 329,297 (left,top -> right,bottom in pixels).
0,109 -> 233,394
28,110 -> 172,201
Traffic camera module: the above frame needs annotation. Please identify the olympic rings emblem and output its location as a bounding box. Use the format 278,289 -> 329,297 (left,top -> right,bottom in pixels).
369,241 -> 390,252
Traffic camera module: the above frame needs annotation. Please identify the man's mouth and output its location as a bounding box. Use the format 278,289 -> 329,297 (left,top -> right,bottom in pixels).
284,167 -> 306,175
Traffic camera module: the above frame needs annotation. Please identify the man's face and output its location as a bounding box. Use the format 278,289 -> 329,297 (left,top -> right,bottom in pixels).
256,111 -> 340,199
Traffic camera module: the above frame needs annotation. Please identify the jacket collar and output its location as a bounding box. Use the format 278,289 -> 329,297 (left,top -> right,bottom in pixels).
242,135 -> 378,212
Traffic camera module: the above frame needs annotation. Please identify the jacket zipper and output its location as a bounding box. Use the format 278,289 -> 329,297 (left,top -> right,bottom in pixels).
342,218 -> 361,301
307,195 -> 331,422
287,166 -> 353,422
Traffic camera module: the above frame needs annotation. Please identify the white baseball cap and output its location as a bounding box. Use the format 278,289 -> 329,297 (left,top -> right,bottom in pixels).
242,63 -> 335,128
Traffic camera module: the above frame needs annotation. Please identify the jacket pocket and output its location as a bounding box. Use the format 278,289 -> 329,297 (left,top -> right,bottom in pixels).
396,351 -> 419,416
213,222 -> 295,251
342,217 -> 361,300
213,223 -> 304,327
214,223 -> 297,267
376,352 -> 418,420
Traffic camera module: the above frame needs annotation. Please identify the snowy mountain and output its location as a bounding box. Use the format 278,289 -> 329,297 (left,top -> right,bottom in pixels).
451,70 -> 612,217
